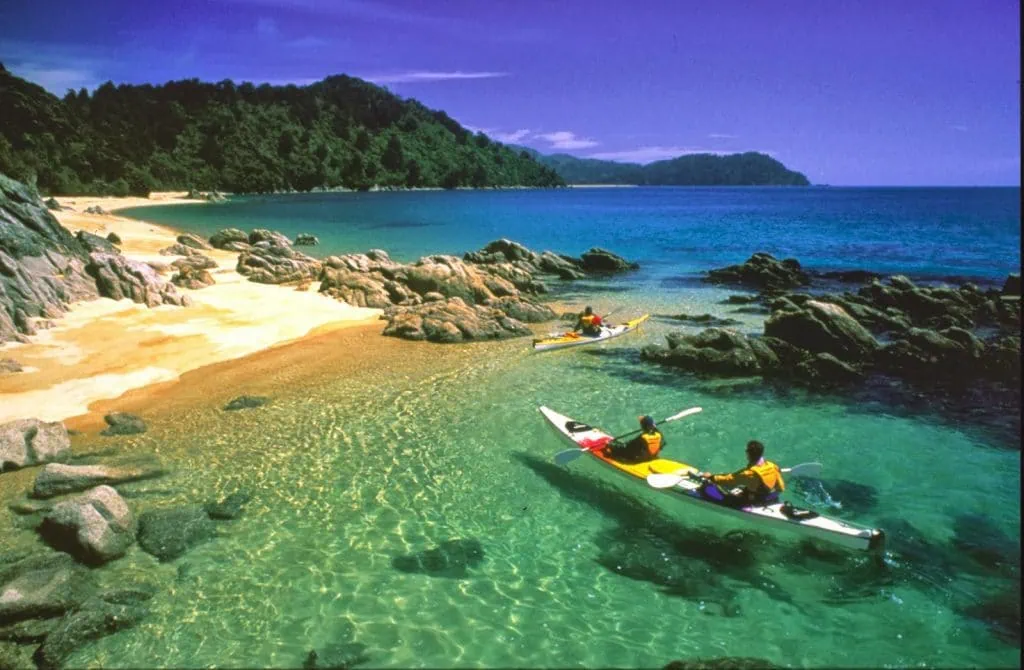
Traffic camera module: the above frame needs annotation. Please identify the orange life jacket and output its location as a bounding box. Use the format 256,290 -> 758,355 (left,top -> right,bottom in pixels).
639,430 -> 663,457
750,460 -> 785,493
580,314 -> 600,328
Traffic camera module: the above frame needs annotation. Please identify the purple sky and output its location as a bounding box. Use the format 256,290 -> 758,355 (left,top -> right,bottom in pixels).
1,0 -> 1019,185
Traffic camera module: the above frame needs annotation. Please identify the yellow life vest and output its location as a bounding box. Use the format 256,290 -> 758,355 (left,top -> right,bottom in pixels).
640,431 -> 662,457
580,314 -> 599,327
751,460 -> 785,493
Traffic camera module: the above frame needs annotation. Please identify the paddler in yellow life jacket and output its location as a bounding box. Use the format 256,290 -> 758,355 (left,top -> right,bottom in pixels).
574,306 -> 604,336
602,415 -> 665,463
699,440 -> 785,506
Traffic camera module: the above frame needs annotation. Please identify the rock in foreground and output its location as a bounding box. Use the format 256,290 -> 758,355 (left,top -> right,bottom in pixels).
0,419 -> 71,472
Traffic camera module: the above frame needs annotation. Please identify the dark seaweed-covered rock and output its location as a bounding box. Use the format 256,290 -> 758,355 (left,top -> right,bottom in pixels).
105,232 -> 121,245
579,247 -> 639,273
99,412 -> 146,436
1003,273 -> 1020,296
705,253 -> 810,290
43,197 -> 62,211
0,616 -> 55,643
0,418 -> 71,472
664,658 -> 781,669
74,230 -> 118,254
816,269 -> 881,284
957,588 -> 1021,646
391,539 -> 484,578
659,313 -> 742,327
295,233 -> 319,246
33,597 -> 149,670
37,486 -> 136,565
793,352 -> 864,385
203,491 -> 251,520
137,505 -> 217,561
640,328 -> 780,377
0,553 -> 93,625
224,395 -> 270,411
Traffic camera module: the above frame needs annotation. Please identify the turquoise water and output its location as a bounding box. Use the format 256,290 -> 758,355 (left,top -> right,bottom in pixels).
62,187 -> 1022,668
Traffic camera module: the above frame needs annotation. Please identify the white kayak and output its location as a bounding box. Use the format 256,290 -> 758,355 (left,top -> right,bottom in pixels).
539,406 -> 885,552
533,314 -> 650,352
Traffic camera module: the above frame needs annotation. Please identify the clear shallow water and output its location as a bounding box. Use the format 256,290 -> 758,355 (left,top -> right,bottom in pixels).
72,187 -> 1023,668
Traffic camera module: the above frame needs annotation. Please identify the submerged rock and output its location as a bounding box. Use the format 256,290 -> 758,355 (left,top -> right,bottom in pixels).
223,395 -> 269,411
99,412 -> 146,436
31,462 -> 166,499
137,505 -> 216,561
33,596 -> 149,670
203,491 -> 251,520
658,313 -> 743,327
0,553 -> 94,625
0,419 -> 71,472
391,539 -> 485,578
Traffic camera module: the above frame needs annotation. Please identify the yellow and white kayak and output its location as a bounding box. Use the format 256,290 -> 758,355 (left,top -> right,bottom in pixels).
532,314 -> 650,352
539,406 -> 885,552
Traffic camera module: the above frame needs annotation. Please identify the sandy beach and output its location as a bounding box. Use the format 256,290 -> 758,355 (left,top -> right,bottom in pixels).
0,193 -> 383,425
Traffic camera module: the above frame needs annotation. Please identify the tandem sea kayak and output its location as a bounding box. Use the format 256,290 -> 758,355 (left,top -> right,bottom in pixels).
532,314 -> 650,352
540,406 -> 885,552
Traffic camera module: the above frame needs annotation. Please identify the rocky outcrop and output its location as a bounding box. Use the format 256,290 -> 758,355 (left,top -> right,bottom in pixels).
37,486 -> 135,566
580,247 -> 639,272
248,228 -> 291,247
137,505 -> 216,562
170,264 -> 215,290
0,419 -> 71,472
294,233 -> 319,246
0,554 -> 93,625
85,253 -> 191,307
170,254 -> 217,272
237,244 -> 322,284
705,253 -> 811,290
175,233 -> 211,250
31,463 -> 165,499
764,300 -> 880,361
641,328 -> 781,377
383,297 -> 533,343
0,174 -> 99,343
74,230 -> 117,254
99,412 -> 146,436
463,238 -> 636,280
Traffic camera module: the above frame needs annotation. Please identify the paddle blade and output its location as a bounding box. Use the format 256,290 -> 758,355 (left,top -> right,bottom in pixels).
664,407 -> 703,423
783,462 -> 823,477
646,468 -> 696,489
553,449 -> 585,466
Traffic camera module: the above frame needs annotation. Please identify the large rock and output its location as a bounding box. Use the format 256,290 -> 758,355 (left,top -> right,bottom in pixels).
0,173 -> 99,343
248,229 -> 292,247
794,353 -> 864,385
85,253 -> 191,307
208,228 -> 248,249
579,247 -> 639,273
294,233 -> 319,246
0,554 -> 93,625
1003,273 -> 1021,296
0,358 -> 22,374
31,462 -> 165,499
237,245 -> 322,285
137,505 -> 217,562
74,230 -> 118,254
764,300 -> 879,361
37,486 -> 136,565
0,419 -> 71,472
640,328 -> 781,377
705,253 -> 811,290
383,297 -> 533,343
159,242 -> 203,257
175,233 -> 211,250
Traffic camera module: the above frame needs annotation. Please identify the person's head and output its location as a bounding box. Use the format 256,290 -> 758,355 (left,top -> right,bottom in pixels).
584,306 -> 593,315
639,415 -> 656,431
745,440 -> 765,464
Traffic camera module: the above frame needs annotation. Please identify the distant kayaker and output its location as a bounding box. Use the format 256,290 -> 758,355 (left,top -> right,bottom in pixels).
574,306 -> 604,336
698,440 -> 785,506
602,415 -> 665,463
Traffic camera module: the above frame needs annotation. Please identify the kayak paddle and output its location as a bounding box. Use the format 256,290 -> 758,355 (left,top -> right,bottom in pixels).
553,406 -> 703,466
646,461 -> 824,489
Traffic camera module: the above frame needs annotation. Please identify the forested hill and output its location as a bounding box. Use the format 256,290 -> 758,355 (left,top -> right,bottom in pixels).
524,149 -> 810,186
0,64 -> 564,195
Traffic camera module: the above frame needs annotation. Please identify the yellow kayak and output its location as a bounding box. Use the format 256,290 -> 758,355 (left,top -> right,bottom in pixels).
532,314 -> 649,352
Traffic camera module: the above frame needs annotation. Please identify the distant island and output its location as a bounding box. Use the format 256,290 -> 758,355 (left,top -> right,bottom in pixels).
522,148 -> 810,186
0,64 -> 809,196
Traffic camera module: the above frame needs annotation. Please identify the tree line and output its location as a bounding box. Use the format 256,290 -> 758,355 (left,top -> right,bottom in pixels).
0,64 -> 565,196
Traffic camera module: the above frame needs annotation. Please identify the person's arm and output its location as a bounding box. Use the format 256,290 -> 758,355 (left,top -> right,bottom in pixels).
709,467 -> 760,490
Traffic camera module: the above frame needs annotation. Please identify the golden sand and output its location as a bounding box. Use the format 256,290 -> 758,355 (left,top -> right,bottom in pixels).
0,194 -> 383,425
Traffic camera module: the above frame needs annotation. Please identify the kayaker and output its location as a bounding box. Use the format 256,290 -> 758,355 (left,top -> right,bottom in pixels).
574,306 -> 604,336
602,415 -> 665,463
698,440 -> 785,506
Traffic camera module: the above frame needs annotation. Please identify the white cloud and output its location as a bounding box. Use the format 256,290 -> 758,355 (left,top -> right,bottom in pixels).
6,62 -> 101,94
709,133 -> 738,139
362,70 -> 507,84
538,131 -> 598,150
586,146 -> 739,164
491,129 -> 532,143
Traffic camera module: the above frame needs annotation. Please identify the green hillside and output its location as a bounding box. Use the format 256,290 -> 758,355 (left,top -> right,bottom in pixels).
525,148 -> 810,186
0,64 -> 564,195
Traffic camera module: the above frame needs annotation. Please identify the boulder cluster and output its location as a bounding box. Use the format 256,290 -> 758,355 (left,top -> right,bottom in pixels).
644,253 -> 1021,392
0,174 -> 190,344
0,410 -> 250,668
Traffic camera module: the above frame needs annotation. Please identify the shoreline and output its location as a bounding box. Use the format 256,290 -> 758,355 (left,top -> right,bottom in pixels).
0,193 -> 383,425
